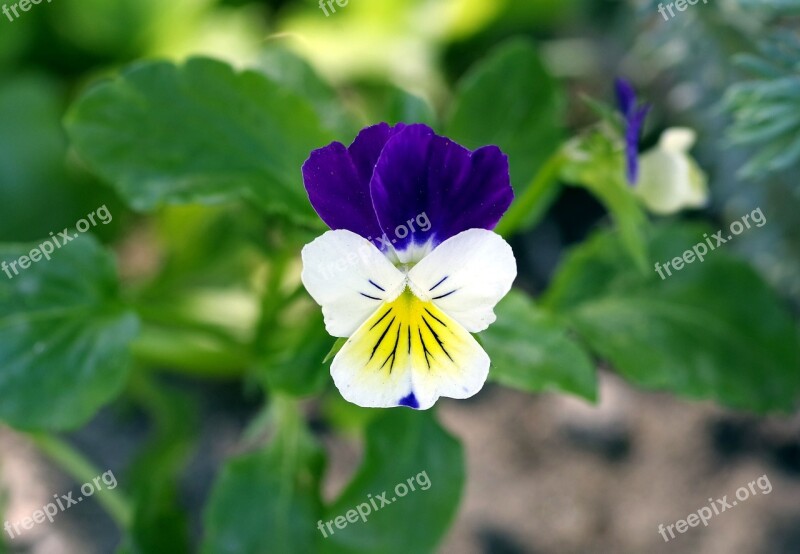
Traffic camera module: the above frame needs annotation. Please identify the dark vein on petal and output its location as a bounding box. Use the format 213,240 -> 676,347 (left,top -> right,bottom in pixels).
422,315 -> 454,362
381,324 -> 402,372
369,316 -> 395,363
370,308 -> 392,330
360,292 -> 382,301
368,279 -> 386,292
423,307 -> 447,328
418,328 -> 433,370
429,275 -> 449,292
432,289 -> 458,300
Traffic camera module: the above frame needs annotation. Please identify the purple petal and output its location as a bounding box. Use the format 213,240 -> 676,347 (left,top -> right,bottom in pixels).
349,123 -> 406,186
302,123 -> 403,240
615,77 -> 637,116
615,78 -> 650,184
369,124 -> 513,256
625,104 -> 651,183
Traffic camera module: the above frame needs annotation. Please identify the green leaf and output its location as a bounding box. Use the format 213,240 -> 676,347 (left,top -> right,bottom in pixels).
323,337 -> 348,364
380,88 -> 437,128
0,235 -> 139,430
49,0 -> 175,57
202,402 -> 324,554
544,223 -> 800,413
320,391 -> 381,433
65,57 -> 334,225
482,290 -> 597,401
257,46 -> 358,138
354,83 -> 437,129
320,410 -> 464,554
260,307 -> 332,397
119,376 -> 197,554
0,13 -> 32,69
447,38 -> 564,229
202,408 -> 463,554
0,75 -> 102,242
0,76 -> 66,240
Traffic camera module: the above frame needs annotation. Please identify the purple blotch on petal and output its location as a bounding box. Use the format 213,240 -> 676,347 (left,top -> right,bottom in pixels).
369,124 -> 513,253
398,392 -> 420,409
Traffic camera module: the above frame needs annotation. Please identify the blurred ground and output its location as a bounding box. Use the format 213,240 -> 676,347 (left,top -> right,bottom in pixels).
436,374 -> 800,553
3,370 -> 799,553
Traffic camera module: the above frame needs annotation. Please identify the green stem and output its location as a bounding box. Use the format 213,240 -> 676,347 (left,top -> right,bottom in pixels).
28,434 -> 133,529
495,150 -> 566,238
253,253 -> 292,358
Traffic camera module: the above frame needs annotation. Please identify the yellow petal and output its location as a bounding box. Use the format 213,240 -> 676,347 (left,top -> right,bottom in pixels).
331,288 -> 489,409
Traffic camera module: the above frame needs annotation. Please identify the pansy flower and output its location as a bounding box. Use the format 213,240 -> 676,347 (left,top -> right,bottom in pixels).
300,123 -> 517,410
615,77 -> 651,185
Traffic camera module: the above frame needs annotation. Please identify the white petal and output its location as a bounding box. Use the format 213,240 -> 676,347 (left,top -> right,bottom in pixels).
636,146 -> 709,215
407,229 -> 516,333
658,127 -> 696,153
330,290 -> 490,409
301,230 -> 406,337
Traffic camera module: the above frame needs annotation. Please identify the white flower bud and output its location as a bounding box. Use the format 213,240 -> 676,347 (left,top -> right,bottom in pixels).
635,127 -> 709,215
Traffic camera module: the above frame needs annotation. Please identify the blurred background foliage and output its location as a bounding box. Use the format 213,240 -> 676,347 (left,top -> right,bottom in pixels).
0,0 -> 798,552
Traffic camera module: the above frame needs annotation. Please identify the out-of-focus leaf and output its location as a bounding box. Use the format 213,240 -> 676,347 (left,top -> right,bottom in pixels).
118,376 -> 196,554
354,83 -> 437,128
50,0 -> 213,59
321,390 -> 381,433
320,410 -> 464,554
447,38 -> 564,230
259,307 -> 332,397
202,407 -> 462,554
257,46 -> 357,137
65,57 -> 334,225
544,223 -> 800,413
482,290 -> 597,401
0,235 -> 139,430
0,76 -> 81,241
0,16 -> 33,69
202,403 -> 324,554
